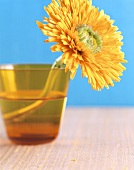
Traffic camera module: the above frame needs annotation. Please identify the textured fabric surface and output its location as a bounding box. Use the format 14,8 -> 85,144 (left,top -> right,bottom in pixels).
0,108 -> 134,170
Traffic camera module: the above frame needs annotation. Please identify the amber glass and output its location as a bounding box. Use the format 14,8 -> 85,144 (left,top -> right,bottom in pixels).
0,64 -> 70,145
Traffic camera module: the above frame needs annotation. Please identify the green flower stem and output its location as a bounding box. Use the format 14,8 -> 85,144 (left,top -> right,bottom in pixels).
4,56 -> 65,121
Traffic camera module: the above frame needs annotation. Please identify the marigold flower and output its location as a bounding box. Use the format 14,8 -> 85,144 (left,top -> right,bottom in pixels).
36,0 -> 127,90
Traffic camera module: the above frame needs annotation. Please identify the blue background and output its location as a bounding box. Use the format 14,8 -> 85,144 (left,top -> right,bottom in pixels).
0,0 -> 132,106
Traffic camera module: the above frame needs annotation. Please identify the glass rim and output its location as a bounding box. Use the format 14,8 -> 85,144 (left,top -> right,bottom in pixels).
0,64 -> 65,71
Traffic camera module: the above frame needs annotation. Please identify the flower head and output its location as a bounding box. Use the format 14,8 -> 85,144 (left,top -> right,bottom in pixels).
36,0 -> 127,90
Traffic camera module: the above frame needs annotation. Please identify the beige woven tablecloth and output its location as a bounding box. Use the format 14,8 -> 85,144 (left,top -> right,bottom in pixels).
0,108 -> 134,170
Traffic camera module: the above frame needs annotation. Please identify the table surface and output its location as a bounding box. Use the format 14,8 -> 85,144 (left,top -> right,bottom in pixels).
0,107 -> 134,170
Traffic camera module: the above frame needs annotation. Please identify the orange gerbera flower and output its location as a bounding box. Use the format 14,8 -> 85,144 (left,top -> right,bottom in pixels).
36,0 -> 127,90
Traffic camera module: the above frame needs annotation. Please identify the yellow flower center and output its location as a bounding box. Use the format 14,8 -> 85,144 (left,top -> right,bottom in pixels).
75,24 -> 102,53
